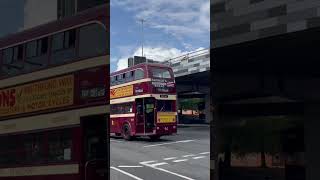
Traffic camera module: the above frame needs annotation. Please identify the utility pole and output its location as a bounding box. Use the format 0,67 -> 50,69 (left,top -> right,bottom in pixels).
139,18 -> 145,57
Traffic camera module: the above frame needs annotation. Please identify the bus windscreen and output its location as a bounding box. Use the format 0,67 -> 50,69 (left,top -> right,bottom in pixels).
151,67 -> 172,79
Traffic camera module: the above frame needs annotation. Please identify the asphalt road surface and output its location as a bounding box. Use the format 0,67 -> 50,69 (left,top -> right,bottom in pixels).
110,125 -> 210,180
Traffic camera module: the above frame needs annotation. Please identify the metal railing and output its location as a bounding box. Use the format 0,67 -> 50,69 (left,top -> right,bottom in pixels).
163,48 -> 210,66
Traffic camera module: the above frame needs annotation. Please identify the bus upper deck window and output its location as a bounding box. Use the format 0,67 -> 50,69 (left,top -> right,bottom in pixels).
38,37 -> 48,55
3,48 -> 13,64
26,41 -> 37,58
152,68 -> 171,79
134,69 -> 144,80
13,45 -> 23,62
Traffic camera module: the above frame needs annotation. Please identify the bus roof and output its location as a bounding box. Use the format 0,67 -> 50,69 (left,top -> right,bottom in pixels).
111,62 -> 171,76
0,4 -> 108,49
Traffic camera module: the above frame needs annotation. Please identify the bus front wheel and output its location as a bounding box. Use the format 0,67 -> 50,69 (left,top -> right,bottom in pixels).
122,124 -> 133,141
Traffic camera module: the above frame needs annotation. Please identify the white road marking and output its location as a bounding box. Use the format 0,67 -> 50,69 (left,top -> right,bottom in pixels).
192,156 -> 206,159
163,157 -> 177,160
143,140 -> 195,148
118,165 -> 143,168
154,167 -> 196,180
140,160 -> 157,164
182,154 -> 196,158
199,152 -> 210,155
110,166 -> 144,180
149,162 -> 168,167
173,159 -> 189,163
140,161 -> 195,180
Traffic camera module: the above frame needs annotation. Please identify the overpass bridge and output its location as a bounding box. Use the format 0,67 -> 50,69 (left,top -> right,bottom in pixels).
162,49 -> 211,124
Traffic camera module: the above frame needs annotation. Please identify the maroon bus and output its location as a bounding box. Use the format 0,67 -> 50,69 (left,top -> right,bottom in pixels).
0,5 -> 108,180
110,62 -> 177,140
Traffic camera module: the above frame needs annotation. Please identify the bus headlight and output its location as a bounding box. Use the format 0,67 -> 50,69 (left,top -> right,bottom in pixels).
157,127 -> 160,130
173,126 -> 176,129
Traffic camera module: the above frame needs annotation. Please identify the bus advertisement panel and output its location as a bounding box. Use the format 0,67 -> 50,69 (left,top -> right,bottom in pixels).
0,75 -> 74,117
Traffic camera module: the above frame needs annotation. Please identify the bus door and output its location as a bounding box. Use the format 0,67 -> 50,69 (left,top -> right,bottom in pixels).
81,115 -> 108,180
144,97 -> 156,134
135,98 -> 156,134
135,98 -> 144,134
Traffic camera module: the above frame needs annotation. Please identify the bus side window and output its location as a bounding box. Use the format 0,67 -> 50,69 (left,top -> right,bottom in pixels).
110,76 -> 115,86
134,69 -> 144,80
25,37 -> 48,73
2,46 -> 23,76
117,74 -> 122,84
79,23 -> 107,58
51,29 -> 76,65
136,99 -> 143,115
125,72 -> 132,82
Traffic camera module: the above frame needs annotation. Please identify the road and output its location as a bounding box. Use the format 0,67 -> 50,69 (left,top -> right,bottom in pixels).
110,125 -> 210,180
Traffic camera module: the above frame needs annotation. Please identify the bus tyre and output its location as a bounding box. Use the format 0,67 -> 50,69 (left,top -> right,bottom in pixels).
122,124 -> 132,141
149,135 -> 161,141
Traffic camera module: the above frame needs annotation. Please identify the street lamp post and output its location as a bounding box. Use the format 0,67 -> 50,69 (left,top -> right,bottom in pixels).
139,18 -> 145,57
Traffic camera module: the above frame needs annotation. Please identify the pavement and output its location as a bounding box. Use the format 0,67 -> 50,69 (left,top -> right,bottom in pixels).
110,126 -> 210,180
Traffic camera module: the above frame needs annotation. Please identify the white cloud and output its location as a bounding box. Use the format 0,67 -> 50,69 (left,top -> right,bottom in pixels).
116,57 -> 129,71
111,0 -> 209,40
115,46 -> 208,71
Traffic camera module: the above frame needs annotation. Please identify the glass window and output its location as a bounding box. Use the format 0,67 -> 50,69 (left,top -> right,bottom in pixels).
51,30 -> 76,64
26,41 -> 37,58
111,103 -> 133,114
3,48 -> 13,64
79,23 -> 107,58
134,69 -> 144,80
111,76 -> 116,85
48,130 -> 72,162
27,38 -> 48,58
151,68 -> 172,78
13,45 -> 23,62
52,32 -> 64,51
52,30 -> 75,51
23,134 -> 44,163
125,72 -> 131,79
64,30 -> 76,49
0,136 -> 17,165
38,37 -> 48,55
157,100 -> 174,112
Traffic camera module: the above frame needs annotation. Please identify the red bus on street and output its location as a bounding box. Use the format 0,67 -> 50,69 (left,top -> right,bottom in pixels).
0,5 -> 109,180
110,61 -> 177,140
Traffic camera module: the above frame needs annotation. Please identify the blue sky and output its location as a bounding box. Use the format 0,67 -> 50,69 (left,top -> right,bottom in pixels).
110,0 -> 210,72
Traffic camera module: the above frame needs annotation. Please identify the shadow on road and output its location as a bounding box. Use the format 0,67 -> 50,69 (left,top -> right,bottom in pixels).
110,136 -> 174,143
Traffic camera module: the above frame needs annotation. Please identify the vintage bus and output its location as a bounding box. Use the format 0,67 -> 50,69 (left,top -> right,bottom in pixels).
0,4 -> 108,180
110,62 -> 177,140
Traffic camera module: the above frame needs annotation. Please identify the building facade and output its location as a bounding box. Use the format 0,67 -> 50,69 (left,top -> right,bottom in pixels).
211,1 -> 320,180
212,0 -> 320,48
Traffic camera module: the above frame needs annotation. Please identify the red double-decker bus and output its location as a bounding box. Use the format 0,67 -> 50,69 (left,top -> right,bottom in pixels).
0,5 -> 108,180
110,61 -> 177,140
